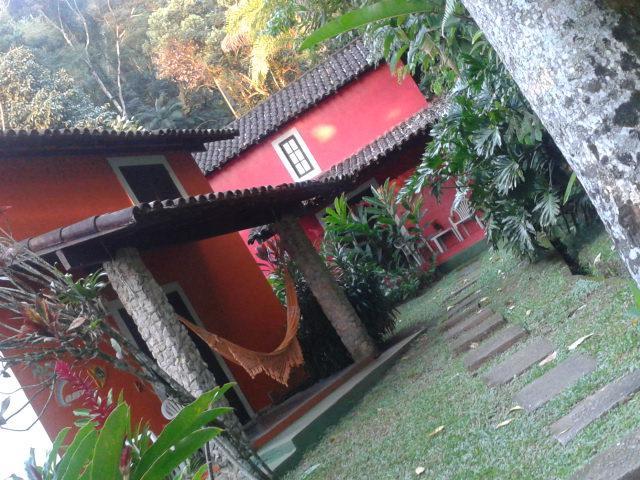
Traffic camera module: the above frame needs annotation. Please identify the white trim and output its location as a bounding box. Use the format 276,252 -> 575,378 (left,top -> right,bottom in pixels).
107,283 -> 256,419
108,155 -> 188,204
271,128 -> 321,182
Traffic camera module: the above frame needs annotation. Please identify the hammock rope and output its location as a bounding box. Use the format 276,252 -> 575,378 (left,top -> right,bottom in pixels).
178,272 -> 303,385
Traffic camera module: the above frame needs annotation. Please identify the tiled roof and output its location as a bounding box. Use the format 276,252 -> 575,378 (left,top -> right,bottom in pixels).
247,99 -> 447,244
23,178 -> 350,268
0,128 -> 237,159
318,98 -> 447,182
194,38 -> 381,175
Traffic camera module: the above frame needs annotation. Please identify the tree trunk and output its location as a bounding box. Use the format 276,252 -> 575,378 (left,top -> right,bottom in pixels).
548,236 -> 587,275
461,0 -> 640,285
103,248 -> 266,480
275,215 -> 378,360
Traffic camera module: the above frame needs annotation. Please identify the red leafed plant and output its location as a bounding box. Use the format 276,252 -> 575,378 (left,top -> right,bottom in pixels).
54,360 -> 115,427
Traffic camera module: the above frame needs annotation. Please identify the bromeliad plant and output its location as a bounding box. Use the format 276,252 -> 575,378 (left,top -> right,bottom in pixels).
322,179 -> 428,272
17,385 -> 234,480
0,234 -> 194,415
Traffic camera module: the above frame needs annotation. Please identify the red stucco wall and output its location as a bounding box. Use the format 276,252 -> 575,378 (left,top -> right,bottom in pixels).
206,65 -> 485,267
208,66 -> 428,191
0,150 -> 292,440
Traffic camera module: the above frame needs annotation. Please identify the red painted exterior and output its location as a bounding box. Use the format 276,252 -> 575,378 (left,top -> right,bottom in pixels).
207,65 -> 485,265
0,150 -> 299,441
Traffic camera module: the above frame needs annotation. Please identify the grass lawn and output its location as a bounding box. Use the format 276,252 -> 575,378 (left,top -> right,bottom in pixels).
281,229 -> 640,479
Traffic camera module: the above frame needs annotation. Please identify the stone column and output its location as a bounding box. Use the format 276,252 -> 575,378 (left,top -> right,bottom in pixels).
275,215 -> 378,361
103,248 -> 262,480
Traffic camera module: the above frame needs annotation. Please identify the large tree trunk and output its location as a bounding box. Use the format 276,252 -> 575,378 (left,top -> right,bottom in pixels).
461,0 -> 640,284
275,215 -> 378,360
104,248 -> 266,480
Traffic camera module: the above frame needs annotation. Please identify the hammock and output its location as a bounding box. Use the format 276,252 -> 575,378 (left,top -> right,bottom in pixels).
178,272 -> 303,385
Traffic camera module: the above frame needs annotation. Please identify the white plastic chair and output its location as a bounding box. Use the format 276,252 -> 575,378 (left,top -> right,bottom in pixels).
449,194 -> 484,241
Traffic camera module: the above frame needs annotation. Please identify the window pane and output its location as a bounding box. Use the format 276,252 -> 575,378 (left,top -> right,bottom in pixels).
118,163 -> 182,203
278,135 -> 315,179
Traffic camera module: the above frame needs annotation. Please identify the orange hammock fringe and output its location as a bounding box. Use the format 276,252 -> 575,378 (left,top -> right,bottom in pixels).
178,273 -> 304,386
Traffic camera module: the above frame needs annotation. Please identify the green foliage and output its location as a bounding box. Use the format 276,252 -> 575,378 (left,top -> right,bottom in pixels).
323,179 -> 428,272
300,0 -> 436,51
402,47 -> 594,256
0,46 -> 108,129
303,0 -> 596,260
17,386 -> 232,480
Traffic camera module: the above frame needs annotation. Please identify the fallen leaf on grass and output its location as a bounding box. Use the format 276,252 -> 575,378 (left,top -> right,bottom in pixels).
508,405 -> 524,413
568,333 -> 594,351
525,309 -> 532,316
539,351 -> 557,366
495,418 -> 513,429
415,466 -> 425,475
427,425 -> 445,437
593,253 -> 602,264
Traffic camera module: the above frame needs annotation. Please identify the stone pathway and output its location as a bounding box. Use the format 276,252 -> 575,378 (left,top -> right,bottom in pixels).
439,263 -> 640,478
450,313 -> 506,355
514,353 -> 597,412
443,308 -> 494,340
550,370 -> 640,445
463,325 -> 527,373
482,337 -> 554,387
571,428 -> 640,479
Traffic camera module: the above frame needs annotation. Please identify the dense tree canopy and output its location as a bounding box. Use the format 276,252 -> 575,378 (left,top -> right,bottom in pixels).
0,46 -> 108,129
0,0 -> 354,130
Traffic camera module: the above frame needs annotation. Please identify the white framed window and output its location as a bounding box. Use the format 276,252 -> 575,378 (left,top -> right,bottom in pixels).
108,283 -> 256,423
109,155 -> 188,204
272,128 -> 321,181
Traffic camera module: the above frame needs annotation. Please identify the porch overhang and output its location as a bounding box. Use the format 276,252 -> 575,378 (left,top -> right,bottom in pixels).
22,179 -> 349,269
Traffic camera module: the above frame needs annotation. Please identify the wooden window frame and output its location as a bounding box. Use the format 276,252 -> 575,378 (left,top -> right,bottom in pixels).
108,155 -> 188,204
272,128 -> 321,181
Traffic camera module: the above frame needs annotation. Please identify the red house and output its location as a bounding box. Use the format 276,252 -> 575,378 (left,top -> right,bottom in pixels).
0,129 -> 321,440
195,40 -> 485,266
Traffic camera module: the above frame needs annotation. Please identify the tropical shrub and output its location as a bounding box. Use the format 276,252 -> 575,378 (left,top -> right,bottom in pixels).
16,385 -> 233,480
301,0 -> 597,271
401,48 -> 595,265
323,179 -> 428,273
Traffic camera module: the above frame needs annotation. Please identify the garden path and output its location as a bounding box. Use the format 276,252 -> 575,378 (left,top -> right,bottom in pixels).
440,262 -> 640,479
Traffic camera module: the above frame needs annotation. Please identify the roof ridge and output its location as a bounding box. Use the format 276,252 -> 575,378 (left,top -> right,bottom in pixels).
194,37 -> 382,175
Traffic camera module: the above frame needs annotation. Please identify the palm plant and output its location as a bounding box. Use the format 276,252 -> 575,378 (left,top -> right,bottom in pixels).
135,95 -> 186,130
323,180 -> 428,271
17,385 -> 233,480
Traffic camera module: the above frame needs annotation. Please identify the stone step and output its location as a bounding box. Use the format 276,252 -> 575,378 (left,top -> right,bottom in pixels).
447,291 -> 484,316
482,337 -> 555,387
463,325 -> 527,373
444,278 -> 479,303
514,353 -> 597,412
571,428 -> 640,479
443,309 -> 494,340
439,305 -> 484,332
448,286 -> 482,308
450,314 -> 505,354
550,370 -> 640,445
